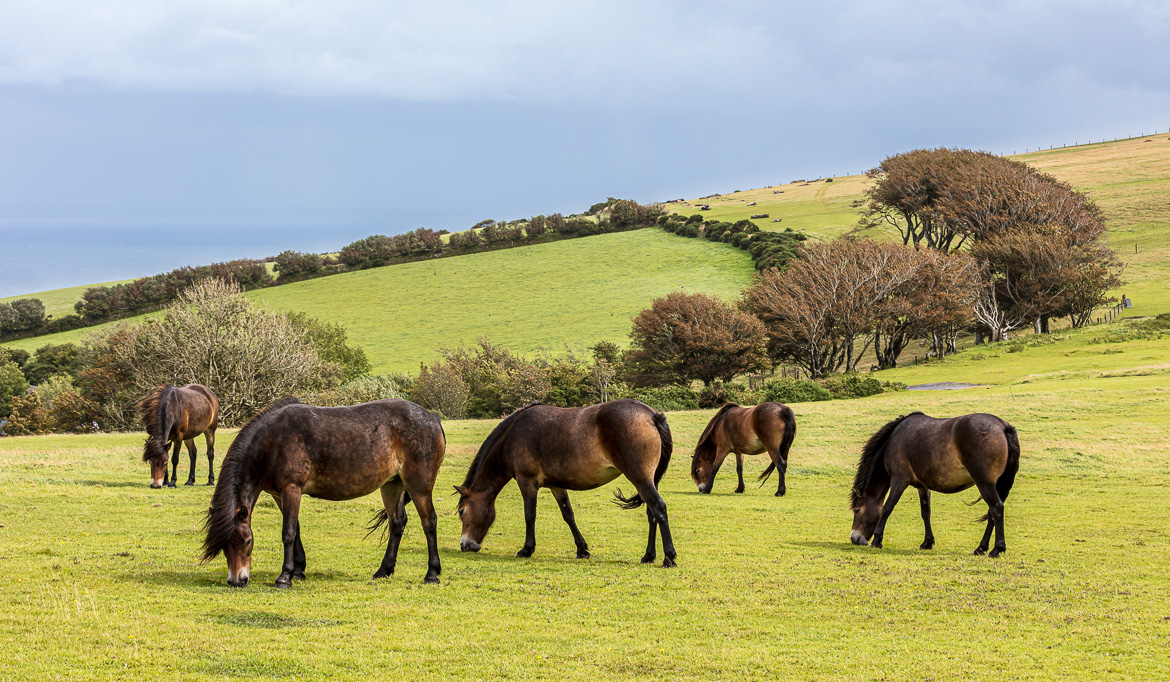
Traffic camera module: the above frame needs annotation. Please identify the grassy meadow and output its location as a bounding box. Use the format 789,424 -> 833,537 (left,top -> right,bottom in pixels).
1,369 -> 1168,680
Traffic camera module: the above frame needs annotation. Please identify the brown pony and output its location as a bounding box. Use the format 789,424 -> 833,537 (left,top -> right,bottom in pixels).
455,400 -> 678,567
201,397 -> 445,588
850,412 -> 1020,557
691,402 -> 796,496
138,384 -> 219,488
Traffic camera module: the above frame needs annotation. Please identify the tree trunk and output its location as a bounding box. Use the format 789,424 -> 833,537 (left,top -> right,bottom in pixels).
1040,314 -> 1050,334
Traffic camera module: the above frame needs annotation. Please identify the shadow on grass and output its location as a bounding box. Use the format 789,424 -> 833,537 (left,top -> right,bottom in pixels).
73,479 -> 147,488
786,539 -> 928,556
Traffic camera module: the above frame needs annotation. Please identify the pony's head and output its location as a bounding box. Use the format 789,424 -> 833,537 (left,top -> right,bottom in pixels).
454,485 -> 496,552
202,502 -> 254,587
850,488 -> 885,546
143,441 -> 169,488
691,444 -> 718,494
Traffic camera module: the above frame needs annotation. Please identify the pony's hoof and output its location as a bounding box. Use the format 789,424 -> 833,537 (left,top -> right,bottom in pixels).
423,575 -> 440,585
662,557 -> 677,568
274,578 -> 293,589
871,540 -> 883,549
775,488 -> 786,497
292,572 -> 306,581
734,487 -> 745,494
372,567 -> 392,579
206,480 -> 215,486
515,548 -> 534,558
919,540 -> 934,550
988,548 -> 1004,558
184,480 -> 195,486
640,554 -> 655,564
973,547 -> 987,556
576,550 -> 591,559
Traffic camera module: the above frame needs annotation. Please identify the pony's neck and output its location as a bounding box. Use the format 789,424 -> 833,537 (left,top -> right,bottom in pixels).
468,454 -> 511,498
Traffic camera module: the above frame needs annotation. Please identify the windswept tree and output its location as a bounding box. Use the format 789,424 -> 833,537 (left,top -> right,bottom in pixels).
82,279 -> 343,426
627,291 -> 767,387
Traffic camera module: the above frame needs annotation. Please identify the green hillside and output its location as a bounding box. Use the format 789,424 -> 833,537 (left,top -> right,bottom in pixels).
0,278 -> 134,317
4,230 -> 756,373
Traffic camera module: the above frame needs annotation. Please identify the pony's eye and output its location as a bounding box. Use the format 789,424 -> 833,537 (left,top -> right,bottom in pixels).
457,508 -> 465,516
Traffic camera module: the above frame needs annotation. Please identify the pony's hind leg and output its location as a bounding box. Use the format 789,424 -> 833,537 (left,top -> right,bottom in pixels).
184,438 -> 198,486
634,481 -> 676,568
406,489 -> 441,584
918,488 -> 935,550
204,429 -> 216,486
550,487 -> 590,559
373,479 -> 408,580
973,481 -> 1006,558
734,453 -> 745,494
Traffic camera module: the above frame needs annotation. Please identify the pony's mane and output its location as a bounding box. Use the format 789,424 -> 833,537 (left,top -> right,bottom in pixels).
460,402 -> 542,489
138,385 -> 174,462
850,412 -> 921,509
200,396 -> 301,561
691,402 -> 739,484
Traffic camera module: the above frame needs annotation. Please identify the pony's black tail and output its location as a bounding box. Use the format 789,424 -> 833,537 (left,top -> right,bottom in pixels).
979,424 -> 1020,521
364,492 -> 412,540
758,405 -> 797,486
613,411 -> 673,510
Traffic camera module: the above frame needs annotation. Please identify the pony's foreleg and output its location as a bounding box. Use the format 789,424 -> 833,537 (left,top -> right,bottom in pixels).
374,480 -> 408,580
271,492 -> 306,580
204,429 -> 216,486
918,488 -> 935,550
274,486 -> 303,589
550,487 -> 590,559
973,481 -> 1006,558
183,438 -> 198,486
515,481 -> 539,558
167,439 -> 181,488
871,479 -> 908,549
734,453 -> 746,493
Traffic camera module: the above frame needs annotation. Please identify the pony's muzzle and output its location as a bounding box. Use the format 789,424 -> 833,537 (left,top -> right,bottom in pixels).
697,483 -> 709,494
228,569 -> 250,588
460,536 -> 481,553
850,530 -> 868,546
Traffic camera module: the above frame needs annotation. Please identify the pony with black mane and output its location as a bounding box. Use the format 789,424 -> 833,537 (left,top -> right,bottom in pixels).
690,402 -> 796,496
455,399 -> 678,567
201,397 -> 445,588
137,384 -> 219,488
850,411 -> 1020,557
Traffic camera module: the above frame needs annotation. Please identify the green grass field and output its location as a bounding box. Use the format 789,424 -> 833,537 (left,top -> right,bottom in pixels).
0,279 -> 134,318
1,369 -> 1167,680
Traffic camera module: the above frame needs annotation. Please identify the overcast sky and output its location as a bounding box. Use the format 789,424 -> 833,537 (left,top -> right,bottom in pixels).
2,1 -> 1169,292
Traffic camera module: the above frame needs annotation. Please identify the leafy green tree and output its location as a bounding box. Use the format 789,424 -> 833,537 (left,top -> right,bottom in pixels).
0,360 -> 28,419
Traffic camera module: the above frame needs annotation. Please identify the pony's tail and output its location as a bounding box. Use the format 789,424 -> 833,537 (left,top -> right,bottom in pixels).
613,411 -> 673,510
758,405 -> 797,486
978,424 -> 1020,521
365,509 -> 389,540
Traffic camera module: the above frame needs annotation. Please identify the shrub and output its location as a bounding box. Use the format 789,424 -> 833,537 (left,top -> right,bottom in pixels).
0,360 -> 28,419
23,343 -> 84,385
312,372 -> 413,407
412,362 -> 470,419
761,378 -> 832,404
817,373 -> 885,399
285,312 -> 371,383
4,392 -> 52,435
629,385 -> 701,412
47,391 -> 101,433
274,250 -> 324,280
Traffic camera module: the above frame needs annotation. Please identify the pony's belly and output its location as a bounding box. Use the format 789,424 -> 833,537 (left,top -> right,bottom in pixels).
930,468 -> 975,493
548,466 -> 622,491
738,436 -> 766,456
303,479 -> 384,501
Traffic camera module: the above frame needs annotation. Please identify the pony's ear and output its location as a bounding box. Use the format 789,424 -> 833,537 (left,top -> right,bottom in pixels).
453,485 -> 469,496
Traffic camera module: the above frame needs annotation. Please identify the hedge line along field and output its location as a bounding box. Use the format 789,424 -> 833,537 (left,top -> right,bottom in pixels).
1,369 -> 1167,680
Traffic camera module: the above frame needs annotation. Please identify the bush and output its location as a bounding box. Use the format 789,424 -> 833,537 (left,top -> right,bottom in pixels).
761,378 -> 832,404
629,385 -> 701,412
0,360 -> 28,419
285,312 -> 371,383
274,250 -> 324,280
4,392 -> 52,435
412,362 -> 470,419
23,343 -> 84,385
817,373 -> 886,399
312,372 -> 413,407
46,391 -> 101,433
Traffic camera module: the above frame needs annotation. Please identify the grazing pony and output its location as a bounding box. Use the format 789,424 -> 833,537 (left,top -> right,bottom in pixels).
138,384 -> 219,488
850,412 -> 1020,557
690,402 -> 796,496
201,397 -> 445,588
455,400 -> 678,567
